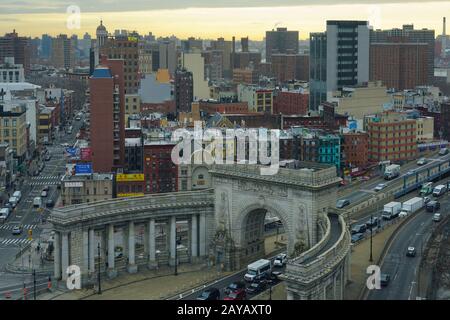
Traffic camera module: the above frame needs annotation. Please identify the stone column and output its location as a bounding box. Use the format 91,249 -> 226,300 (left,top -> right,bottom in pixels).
199,213 -> 206,257
88,229 -> 95,274
61,233 -> 69,281
54,232 -> 61,280
148,219 -> 157,269
107,224 -> 117,278
191,214 -> 198,262
82,230 -> 89,278
333,273 -> 337,300
127,221 -> 138,273
169,216 -> 176,266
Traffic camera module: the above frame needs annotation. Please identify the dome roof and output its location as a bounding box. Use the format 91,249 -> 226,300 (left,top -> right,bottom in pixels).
96,20 -> 107,32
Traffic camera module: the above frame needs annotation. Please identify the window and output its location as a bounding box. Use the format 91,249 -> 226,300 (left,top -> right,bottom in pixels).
3,119 -> 9,127
12,119 -> 16,127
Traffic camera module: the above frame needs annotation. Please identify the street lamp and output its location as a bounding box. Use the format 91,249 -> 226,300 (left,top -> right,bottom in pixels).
369,212 -> 373,262
97,243 -> 102,294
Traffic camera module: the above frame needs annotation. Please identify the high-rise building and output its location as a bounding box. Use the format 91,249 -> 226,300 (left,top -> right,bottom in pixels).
179,52 -> 210,100
81,33 -> 92,59
0,57 -> 25,83
202,49 -> 223,81
181,37 -> 203,53
241,37 -> 249,53
174,68 -> 193,113
51,34 -> 75,69
159,38 -> 177,76
265,27 -> 299,63
370,42 -> 428,90
100,34 -> 140,94
210,38 -> 232,78
89,56 -> 125,172
41,34 -> 52,59
309,21 -> 370,111
0,30 -> 30,75
370,24 -> 435,84
271,53 -> 309,83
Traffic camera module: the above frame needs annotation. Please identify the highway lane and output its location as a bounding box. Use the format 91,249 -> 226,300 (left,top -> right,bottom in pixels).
367,195 -> 449,300
337,153 -> 450,207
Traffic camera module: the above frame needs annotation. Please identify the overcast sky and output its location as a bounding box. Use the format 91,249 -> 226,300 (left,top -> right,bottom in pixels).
0,1 -> 448,39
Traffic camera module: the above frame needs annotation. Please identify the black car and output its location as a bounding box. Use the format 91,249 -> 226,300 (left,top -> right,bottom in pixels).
224,281 -> 245,295
46,199 -> 55,208
426,201 -> 440,212
380,274 -> 390,287
196,288 -> 220,300
351,224 -> 367,235
245,280 -> 267,295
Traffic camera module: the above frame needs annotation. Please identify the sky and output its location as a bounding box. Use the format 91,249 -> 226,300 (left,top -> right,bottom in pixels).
0,1 -> 448,40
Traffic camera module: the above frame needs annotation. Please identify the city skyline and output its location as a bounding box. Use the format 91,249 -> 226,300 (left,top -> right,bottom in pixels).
0,1 -> 449,40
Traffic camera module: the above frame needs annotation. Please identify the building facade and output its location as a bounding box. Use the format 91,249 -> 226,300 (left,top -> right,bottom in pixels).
265,28 -> 299,63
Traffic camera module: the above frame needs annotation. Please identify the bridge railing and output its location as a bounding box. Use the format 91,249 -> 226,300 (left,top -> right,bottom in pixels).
292,214 -> 331,265
49,189 -> 215,224
285,215 -> 350,282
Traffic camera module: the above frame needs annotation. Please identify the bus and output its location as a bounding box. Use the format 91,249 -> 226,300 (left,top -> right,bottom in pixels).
419,182 -> 433,196
244,259 -> 271,282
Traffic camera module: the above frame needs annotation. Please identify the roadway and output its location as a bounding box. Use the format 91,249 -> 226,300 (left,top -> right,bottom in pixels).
366,195 -> 448,300
338,153 -> 450,207
0,113 -> 84,291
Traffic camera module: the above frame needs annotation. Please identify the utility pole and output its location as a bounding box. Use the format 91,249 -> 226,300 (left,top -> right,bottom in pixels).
97,243 -> 102,294
33,269 -> 36,300
369,212 -> 373,262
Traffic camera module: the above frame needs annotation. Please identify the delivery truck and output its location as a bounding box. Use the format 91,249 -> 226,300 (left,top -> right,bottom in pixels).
399,197 -> 424,217
384,164 -> 401,180
382,201 -> 402,220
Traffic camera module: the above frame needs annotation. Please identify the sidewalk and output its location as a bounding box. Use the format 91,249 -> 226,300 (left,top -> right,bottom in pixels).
345,220 -> 402,300
39,233 -> 287,300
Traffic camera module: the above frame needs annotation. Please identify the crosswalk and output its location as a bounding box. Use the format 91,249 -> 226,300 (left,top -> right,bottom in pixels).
0,224 -> 37,230
0,238 -> 33,246
27,175 -> 61,186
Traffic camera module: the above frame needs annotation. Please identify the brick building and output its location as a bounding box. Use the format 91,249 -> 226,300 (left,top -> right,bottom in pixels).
0,30 -> 30,74
271,54 -> 309,83
143,141 -> 178,194
370,42 -> 428,90
273,90 -> 309,115
341,131 -> 369,169
366,111 -> 417,162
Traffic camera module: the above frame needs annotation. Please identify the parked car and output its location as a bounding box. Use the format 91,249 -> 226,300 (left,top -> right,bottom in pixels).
223,289 -> 246,301
336,199 -> 350,209
11,225 -> 23,235
351,224 -> 367,235
426,201 -> 440,212
41,190 -> 48,197
224,281 -> 246,295
366,217 -> 380,228
433,213 -> 442,222
351,233 -> 364,243
380,274 -> 390,287
374,183 -> 387,192
197,288 -> 220,300
8,196 -> 18,208
245,280 -> 267,295
439,148 -> 448,156
423,196 -> 431,204
273,253 -> 287,267
406,246 -> 416,257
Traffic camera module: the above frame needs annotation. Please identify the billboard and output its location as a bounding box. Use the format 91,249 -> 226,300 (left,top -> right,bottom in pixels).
80,148 -> 92,161
116,173 -> 144,182
65,147 -> 79,158
75,163 -> 93,175
64,182 -> 84,188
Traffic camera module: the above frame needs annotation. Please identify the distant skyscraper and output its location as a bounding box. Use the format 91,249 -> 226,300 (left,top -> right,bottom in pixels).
41,34 -> 52,59
158,39 -> 177,76
81,33 -> 92,59
370,24 -> 435,84
51,34 -> 74,69
0,30 -> 30,74
265,27 -> 299,63
241,37 -> 249,53
174,68 -> 193,113
309,20 -> 370,111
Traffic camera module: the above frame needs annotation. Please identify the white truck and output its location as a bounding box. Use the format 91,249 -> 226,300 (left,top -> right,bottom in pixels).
399,197 -> 424,217
382,202 -> 402,220
384,164 -> 401,180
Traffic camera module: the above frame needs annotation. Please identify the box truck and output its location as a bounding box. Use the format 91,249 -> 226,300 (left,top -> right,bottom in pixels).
382,202 -> 402,220
384,164 -> 400,180
399,197 -> 424,217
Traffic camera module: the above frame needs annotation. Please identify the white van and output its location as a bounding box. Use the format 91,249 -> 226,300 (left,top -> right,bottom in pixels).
432,185 -> 447,197
9,196 -> 18,208
0,208 -> 10,223
13,191 -> 22,202
244,259 -> 271,282
33,197 -> 42,208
